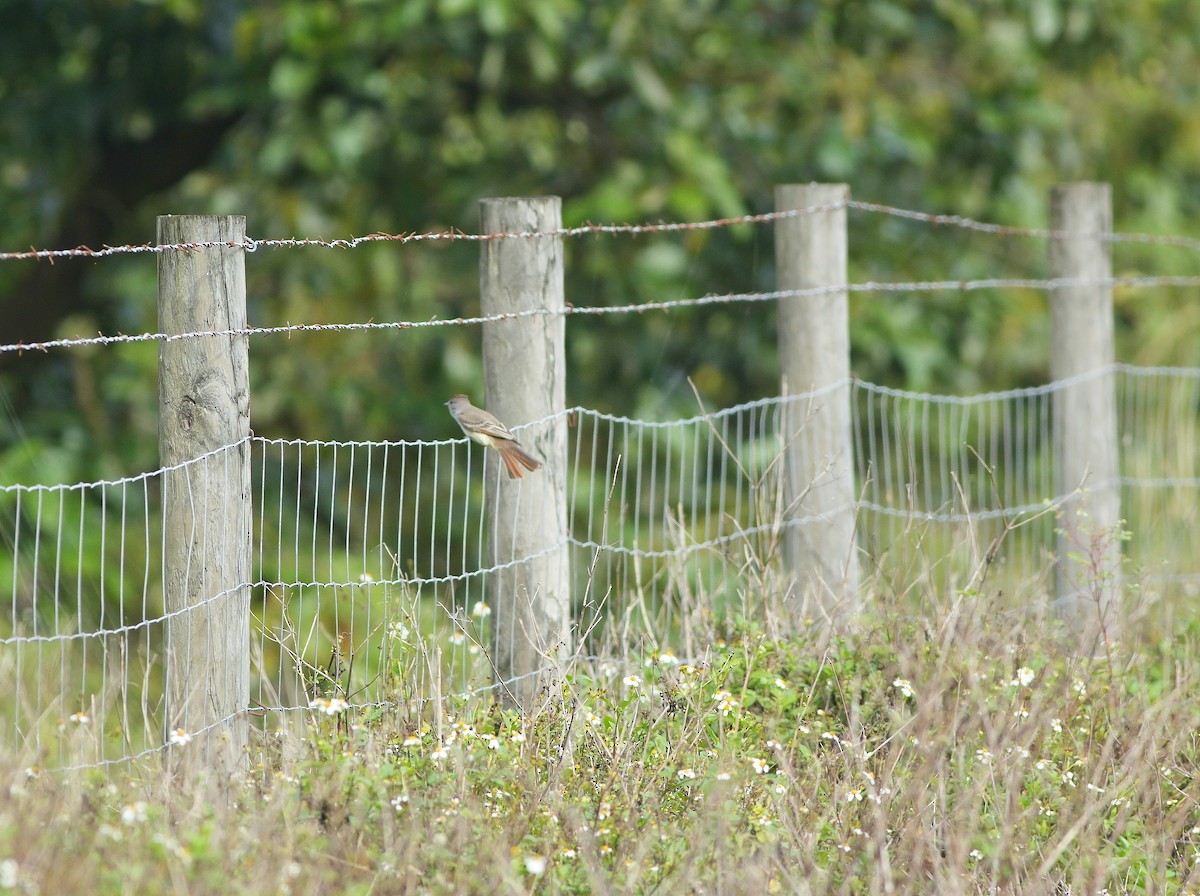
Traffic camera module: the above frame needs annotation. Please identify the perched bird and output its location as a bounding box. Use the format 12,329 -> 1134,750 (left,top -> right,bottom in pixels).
445,394 -> 543,480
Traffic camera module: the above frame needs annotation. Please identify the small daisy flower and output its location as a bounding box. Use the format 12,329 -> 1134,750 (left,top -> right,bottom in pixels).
892,678 -> 914,698
121,802 -> 148,826
471,601 -> 491,618
623,675 -> 641,689
388,621 -> 411,641
0,860 -> 19,888
168,727 -> 193,746
523,854 -> 546,875
1010,667 -> 1035,687
713,690 -> 739,716
677,768 -> 696,780
750,757 -> 770,775
69,711 -> 90,725
309,697 -> 349,716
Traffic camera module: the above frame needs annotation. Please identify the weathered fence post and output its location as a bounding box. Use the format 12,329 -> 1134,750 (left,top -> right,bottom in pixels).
775,183 -> 860,625
1049,183 -> 1121,638
158,215 -> 251,774
479,197 -> 570,709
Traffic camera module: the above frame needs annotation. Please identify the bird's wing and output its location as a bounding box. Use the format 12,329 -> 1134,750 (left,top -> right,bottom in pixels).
473,419 -> 517,441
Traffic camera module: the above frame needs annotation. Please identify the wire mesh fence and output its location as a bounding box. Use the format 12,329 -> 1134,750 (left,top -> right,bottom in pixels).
2,186 -> 1198,774
2,365 -> 1198,770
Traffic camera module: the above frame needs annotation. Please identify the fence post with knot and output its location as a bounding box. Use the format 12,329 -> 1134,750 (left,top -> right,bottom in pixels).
158,215 -> 251,776
775,183 -> 861,626
1048,182 -> 1121,642
478,196 -> 571,710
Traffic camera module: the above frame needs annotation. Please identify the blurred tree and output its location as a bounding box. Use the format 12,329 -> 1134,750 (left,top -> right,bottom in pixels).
2,0 -> 1200,475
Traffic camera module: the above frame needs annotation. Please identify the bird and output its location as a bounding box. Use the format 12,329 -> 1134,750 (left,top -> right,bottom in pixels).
445,394 -> 543,480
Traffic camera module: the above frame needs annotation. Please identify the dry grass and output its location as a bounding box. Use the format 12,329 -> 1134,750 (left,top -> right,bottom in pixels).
1,566 -> 1199,895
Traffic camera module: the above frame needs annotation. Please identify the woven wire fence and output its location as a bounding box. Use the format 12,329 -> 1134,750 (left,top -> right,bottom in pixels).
1,365 -> 1197,770
2,190 -> 1197,771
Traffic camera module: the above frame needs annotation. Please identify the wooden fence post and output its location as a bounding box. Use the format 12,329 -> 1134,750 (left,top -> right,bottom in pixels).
1049,183 -> 1121,639
158,215 -> 251,774
479,196 -> 570,710
775,183 -> 860,625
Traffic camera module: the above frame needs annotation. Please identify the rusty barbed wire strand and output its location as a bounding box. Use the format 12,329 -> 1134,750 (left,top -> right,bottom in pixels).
0,205 -> 841,262
3,273 -> 1198,356
4,198 -> 1200,262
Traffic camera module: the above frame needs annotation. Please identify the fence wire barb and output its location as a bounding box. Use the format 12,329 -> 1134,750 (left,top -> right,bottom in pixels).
5,274 -> 1200,357
0,204 -> 846,263
848,200 -> 1200,250
6,197 -> 1200,263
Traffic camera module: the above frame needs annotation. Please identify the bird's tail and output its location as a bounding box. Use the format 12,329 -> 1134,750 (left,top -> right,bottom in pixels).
497,441 -> 543,479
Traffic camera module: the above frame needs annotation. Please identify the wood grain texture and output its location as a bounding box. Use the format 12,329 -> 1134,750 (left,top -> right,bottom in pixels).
775,184 -> 861,625
158,215 -> 250,774
479,197 -> 570,710
1049,184 -> 1121,639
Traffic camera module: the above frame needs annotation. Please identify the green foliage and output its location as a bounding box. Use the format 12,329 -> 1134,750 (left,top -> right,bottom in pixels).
4,4 -> 1200,726
5,0 -> 1200,474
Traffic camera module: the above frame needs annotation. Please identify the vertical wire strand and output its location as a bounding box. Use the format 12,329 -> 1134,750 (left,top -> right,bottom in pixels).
97,481 -> 108,758
51,488 -> 64,759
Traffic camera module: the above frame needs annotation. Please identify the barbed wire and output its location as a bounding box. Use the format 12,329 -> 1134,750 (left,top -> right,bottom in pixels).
0,205 -> 842,263
4,274 -> 1199,357
5,197 -> 1200,263
847,200 -> 1200,250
